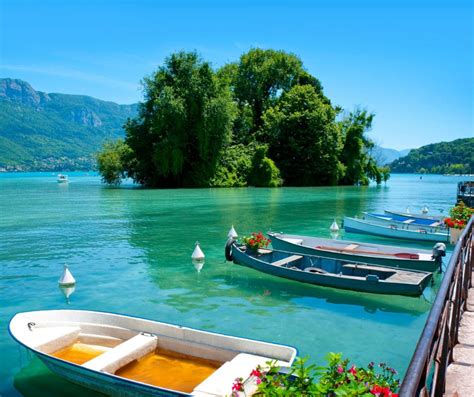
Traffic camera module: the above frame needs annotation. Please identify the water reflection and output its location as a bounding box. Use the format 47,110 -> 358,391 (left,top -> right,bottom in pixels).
14,356 -> 104,397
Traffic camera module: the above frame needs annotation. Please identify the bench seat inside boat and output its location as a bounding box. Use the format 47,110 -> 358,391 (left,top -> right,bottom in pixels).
82,333 -> 158,374
32,326 -> 81,354
272,255 -> 303,267
192,353 -> 281,397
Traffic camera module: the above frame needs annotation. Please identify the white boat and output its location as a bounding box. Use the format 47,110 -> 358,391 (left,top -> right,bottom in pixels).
9,310 -> 296,396
344,216 -> 450,243
57,174 -> 69,183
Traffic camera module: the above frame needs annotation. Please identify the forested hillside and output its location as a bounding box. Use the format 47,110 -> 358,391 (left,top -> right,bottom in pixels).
0,78 -> 137,171
390,138 -> 473,174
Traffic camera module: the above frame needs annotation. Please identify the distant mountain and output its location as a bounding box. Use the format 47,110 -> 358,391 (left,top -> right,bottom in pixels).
390,138 -> 474,174
0,78 -> 138,171
372,146 -> 411,165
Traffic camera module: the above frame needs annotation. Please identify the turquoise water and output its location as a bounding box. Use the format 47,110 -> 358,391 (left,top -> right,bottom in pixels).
0,173 -> 469,396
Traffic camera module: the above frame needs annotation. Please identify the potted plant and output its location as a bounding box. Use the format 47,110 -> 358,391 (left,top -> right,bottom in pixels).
241,232 -> 271,254
444,202 -> 474,244
231,354 -> 400,396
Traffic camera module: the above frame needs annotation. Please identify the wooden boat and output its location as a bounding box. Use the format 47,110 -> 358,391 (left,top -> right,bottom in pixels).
267,232 -> 444,272
344,216 -> 450,243
227,242 -> 432,296
362,212 -> 447,230
383,210 -> 443,222
9,310 -> 296,396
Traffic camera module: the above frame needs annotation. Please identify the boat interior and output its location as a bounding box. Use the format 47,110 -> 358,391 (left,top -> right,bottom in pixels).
254,250 -> 417,282
16,314 -> 292,396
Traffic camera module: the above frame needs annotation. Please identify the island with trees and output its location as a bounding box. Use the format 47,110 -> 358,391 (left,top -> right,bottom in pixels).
97,49 -> 390,187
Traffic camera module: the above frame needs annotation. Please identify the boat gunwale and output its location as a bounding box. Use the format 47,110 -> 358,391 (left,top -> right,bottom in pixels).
8,309 -> 298,396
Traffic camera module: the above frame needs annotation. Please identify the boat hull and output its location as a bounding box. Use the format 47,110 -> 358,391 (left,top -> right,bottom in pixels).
268,232 -> 439,272
344,217 -> 449,243
231,245 -> 431,296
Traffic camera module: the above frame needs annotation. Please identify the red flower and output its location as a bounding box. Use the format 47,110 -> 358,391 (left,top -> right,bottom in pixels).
337,365 -> 344,374
232,377 -> 243,392
348,365 -> 357,375
250,368 -> 262,378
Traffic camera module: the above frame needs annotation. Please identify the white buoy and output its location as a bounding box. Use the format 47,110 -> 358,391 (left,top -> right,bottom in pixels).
58,264 -> 75,286
406,207 -> 410,214
330,219 -> 339,232
191,241 -> 205,261
227,225 -> 238,240
422,206 -> 429,214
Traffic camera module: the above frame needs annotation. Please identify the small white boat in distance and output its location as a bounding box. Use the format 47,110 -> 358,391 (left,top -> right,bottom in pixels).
57,174 -> 69,183
9,310 -> 296,396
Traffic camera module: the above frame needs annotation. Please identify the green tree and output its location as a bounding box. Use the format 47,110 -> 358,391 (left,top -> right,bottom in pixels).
248,145 -> 282,187
339,109 -> 380,185
96,140 -> 132,185
124,51 -> 235,187
232,48 -> 326,135
261,85 -> 342,186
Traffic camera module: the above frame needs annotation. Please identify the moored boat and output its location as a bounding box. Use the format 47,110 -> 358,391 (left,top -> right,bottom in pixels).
57,174 -> 69,183
227,241 -> 432,296
9,310 -> 296,396
344,216 -> 450,243
267,232 -> 444,272
383,210 -> 443,222
363,212 -> 446,230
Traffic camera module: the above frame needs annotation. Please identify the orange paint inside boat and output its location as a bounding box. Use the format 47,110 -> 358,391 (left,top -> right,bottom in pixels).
52,343 -> 109,364
115,349 -> 222,393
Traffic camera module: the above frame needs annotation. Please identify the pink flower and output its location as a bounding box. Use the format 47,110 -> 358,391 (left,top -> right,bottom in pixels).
348,365 -> 357,375
337,365 -> 344,373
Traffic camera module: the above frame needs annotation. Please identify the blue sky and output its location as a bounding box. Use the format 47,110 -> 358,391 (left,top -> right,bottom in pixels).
0,0 -> 472,149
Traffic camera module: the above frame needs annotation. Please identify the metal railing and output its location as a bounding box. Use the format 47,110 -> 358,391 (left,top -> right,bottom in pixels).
400,216 -> 474,397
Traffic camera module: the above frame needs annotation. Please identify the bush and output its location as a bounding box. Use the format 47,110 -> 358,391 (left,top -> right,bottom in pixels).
232,353 -> 400,397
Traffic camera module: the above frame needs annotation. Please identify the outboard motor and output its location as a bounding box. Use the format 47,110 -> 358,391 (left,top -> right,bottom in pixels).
432,242 -> 446,272
432,242 -> 447,259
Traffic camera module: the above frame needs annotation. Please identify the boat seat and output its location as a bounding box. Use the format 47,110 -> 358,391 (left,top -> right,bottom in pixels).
192,353 -> 279,397
282,238 -> 303,245
344,244 -> 359,250
429,222 -> 441,227
271,255 -> 303,267
82,332 -> 158,374
403,219 -> 415,224
31,326 -> 81,354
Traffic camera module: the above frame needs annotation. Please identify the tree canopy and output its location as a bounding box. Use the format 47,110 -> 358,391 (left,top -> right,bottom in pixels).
262,85 -> 341,185
98,49 -> 387,188
124,51 -> 235,187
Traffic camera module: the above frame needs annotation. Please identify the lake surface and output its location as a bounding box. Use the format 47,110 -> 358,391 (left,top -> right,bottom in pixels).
0,173 -> 469,396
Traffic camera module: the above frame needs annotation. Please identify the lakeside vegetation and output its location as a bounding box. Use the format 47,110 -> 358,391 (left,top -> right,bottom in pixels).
98,50 -> 390,187
390,138 -> 473,174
